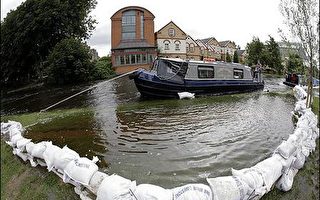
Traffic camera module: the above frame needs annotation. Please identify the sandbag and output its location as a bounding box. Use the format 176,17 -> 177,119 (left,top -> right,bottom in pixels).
16,138 -> 32,152
132,184 -> 172,200
7,121 -> 24,133
207,176 -> 250,200
53,145 -> 80,171
292,151 -> 305,170
293,86 -> 307,100
231,168 -> 264,191
10,134 -> 23,147
88,171 -> 109,194
252,156 -> 283,191
275,141 -> 297,159
16,149 -> 28,162
275,168 -> 298,192
0,122 -> 11,135
8,127 -> 21,139
25,142 -> 35,154
64,157 -> 99,186
178,92 -> 195,99
43,144 -> 62,171
96,174 -> 136,200
172,184 -> 212,200
31,141 -> 50,159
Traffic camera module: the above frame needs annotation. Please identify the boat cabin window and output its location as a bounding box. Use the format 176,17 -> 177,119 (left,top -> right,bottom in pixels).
155,59 -> 187,83
198,66 -> 214,78
233,68 -> 244,79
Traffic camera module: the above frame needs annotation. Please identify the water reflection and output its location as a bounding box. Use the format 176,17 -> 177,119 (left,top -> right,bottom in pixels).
16,76 -> 295,188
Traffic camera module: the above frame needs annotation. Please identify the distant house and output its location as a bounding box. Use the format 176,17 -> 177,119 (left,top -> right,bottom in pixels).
155,21 -> 187,59
110,6 -> 157,74
186,35 -> 201,60
200,37 -> 221,60
218,40 -> 237,60
195,39 -> 216,61
236,49 -> 246,63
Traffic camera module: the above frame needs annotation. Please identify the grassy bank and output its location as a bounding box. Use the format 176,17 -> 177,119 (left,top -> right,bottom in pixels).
0,140 -> 78,200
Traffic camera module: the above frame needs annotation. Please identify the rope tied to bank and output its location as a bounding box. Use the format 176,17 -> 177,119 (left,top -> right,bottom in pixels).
40,70 -> 138,113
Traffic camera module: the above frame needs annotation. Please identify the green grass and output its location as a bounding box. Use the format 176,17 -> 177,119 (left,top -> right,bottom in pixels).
1,140 -> 78,200
1,107 -> 92,128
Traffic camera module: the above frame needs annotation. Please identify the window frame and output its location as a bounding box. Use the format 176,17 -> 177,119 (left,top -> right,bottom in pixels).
233,68 -> 244,79
198,65 -> 215,79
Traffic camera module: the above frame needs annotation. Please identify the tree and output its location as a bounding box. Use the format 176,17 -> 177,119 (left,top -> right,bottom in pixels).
245,37 -> 265,66
1,0 -> 97,87
286,53 -> 305,74
264,36 -> 283,74
226,52 -> 232,62
45,38 -> 95,85
280,0 -> 319,107
92,56 -> 115,80
233,51 -> 239,63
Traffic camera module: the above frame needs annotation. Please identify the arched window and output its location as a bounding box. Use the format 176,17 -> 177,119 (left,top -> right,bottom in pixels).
163,40 -> 170,50
174,40 -> 181,51
122,10 -> 136,40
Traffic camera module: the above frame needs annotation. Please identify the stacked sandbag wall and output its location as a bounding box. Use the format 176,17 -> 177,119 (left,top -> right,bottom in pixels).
1,85 -> 318,200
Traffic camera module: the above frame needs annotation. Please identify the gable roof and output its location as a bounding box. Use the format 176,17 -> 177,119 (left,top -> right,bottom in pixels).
186,35 -> 199,46
156,21 -> 186,35
201,37 -> 219,46
218,40 -> 231,47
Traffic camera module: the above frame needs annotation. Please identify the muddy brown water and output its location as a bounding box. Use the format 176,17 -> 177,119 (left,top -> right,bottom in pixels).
2,77 -> 296,188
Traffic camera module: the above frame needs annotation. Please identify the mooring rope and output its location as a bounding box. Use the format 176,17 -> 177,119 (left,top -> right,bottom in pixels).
39,70 -> 138,113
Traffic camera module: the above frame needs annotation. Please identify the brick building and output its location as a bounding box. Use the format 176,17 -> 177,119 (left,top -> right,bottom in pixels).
111,6 -> 157,74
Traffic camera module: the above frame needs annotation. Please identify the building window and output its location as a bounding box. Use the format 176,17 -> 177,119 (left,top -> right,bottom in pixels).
198,66 -> 214,78
125,55 -> 130,64
186,43 -> 189,52
122,10 -> 136,40
140,15 -> 144,39
142,54 -> 147,63
174,41 -> 181,51
120,56 -> 125,65
165,43 -> 169,50
233,68 -> 244,79
131,54 -> 136,64
168,28 -> 175,37
190,44 -> 194,52
136,54 -> 141,63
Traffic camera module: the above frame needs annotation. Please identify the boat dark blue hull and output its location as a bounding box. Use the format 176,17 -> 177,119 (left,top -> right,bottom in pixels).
132,70 -> 264,98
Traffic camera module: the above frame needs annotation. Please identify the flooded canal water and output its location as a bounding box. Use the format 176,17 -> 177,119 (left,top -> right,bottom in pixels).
1,76 -> 296,188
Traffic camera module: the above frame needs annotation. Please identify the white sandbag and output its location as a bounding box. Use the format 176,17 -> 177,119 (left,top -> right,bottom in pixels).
133,184 -> 172,200
301,146 -> 310,157
172,184 -> 212,200
275,140 -> 297,159
53,145 -> 80,171
64,157 -> 99,186
275,168 -> 298,192
274,154 -> 295,174
1,122 -> 11,135
303,138 -> 316,152
296,118 -> 309,130
7,120 -> 24,133
10,134 -> 23,147
207,176 -> 249,200
178,92 -> 195,99
231,167 -> 264,191
31,141 -> 51,159
293,86 -> 307,100
294,101 -> 306,113
25,142 -> 35,154
16,149 -> 28,162
43,144 -> 62,171
88,171 -> 109,194
27,156 -> 38,167
8,127 -> 21,139
16,138 -> 32,152
96,174 -> 136,200
252,156 -> 283,191
293,128 -> 308,142
292,151 -> 305,170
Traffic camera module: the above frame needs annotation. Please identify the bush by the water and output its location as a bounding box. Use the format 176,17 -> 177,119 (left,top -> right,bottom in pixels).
92,56 -> 115,80
46,38 -> 95,85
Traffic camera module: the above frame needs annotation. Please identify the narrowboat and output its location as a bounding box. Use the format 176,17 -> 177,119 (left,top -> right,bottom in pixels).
129,58 -> 264,98
283,73 -> 301,87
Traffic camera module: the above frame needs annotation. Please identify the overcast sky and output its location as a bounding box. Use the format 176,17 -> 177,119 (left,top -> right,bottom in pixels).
1,0 -> 285,57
